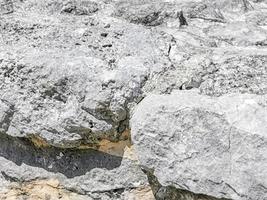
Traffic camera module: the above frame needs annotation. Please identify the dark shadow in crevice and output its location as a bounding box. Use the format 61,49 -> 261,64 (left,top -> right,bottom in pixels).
0,132 -> 123,178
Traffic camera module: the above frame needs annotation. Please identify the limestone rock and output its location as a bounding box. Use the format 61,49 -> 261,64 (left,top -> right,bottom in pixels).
0,130 -> 152,200
0,16 -> 163,148
1,0 -> 267,199
61,0 -> 99,16
131,90 -> 267,200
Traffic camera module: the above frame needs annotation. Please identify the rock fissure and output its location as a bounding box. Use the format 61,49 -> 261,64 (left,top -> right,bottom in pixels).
0,131 -> 124,178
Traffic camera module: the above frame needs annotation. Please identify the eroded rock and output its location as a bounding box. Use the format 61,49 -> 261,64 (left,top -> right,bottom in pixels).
1,0 -> 267,199
131,90 -> 267,200
0,130 -> 152,199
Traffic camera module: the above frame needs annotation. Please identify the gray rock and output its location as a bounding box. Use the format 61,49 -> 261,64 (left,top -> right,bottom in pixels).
131,90 -> 267,200
1,0 -> 267,199
61,0 -> 99,15
0,1 -> 158,197
0,131 -> 151,199
0,25 -> 157,147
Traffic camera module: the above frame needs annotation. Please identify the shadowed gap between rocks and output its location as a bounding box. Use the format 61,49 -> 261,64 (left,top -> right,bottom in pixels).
0,132 -> 123,178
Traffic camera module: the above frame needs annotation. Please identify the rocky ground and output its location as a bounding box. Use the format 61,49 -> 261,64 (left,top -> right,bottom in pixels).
0,0 -> 266,199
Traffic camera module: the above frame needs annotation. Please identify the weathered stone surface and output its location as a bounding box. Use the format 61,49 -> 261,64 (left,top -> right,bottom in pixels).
0,179 -> 90,200
131,90 -> 267,200
0,130 -> 152,199
1,0 -> 267,199
0,17 -> 163,148
143,168 -> 226,200
61,0 -> 99,16
0,0 -> 160,198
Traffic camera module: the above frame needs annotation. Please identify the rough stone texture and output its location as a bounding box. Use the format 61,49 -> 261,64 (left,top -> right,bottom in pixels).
143,168 -> 227,200
131,90 -> 267,200
0,0 -> 267,199
0,0 -> 159,198
0,130 -> 152,200
0,28 -> 153,148
0,0 -> 266,146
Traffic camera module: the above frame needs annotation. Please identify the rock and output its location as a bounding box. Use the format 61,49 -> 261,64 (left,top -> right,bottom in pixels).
0,24 -> 157,148
1,0 -> 267,199
198,50 -> 267,96
131,90 -> 267,200
114,1 -> 167,26
142,168 -> 222,200
0,0 -> 13,14
144,46 -> 267,96
61,0 -> 99,15
0,179 -> 91,200
205,22 -> 267,47
0,130 -> 152,199
0,0 -> 166,198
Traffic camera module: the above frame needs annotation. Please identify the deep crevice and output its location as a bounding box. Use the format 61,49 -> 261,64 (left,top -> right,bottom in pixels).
0,132 -> 123,178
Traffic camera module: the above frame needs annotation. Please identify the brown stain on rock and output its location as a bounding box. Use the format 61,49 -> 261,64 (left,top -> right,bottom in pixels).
97,129 -> 133,158
28,134 -> 50,148
0,179 -> 77,200
0,180 -> 155,200
0,130 -> 154,199
29,130 -> 135,159
126,186 -> 156,200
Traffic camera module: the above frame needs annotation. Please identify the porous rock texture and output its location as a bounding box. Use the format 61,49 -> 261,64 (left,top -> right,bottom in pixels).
0,0 -> 266,199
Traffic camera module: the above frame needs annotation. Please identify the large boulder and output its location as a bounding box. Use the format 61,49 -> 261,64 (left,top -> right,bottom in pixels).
0,11 -> 170,148
131,90 -> 267,200
0,50 -> 146,148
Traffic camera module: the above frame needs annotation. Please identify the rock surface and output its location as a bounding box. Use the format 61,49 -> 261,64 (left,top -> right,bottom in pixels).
0,0 -> 266,199
131,90 -> 267,200
0,129 -> 153,200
